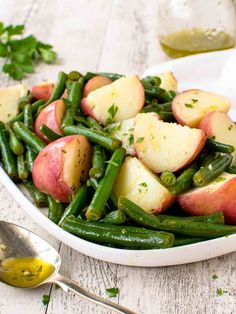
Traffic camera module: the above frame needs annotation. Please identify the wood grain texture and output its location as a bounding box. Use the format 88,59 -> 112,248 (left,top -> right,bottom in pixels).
0,1 -> 236,314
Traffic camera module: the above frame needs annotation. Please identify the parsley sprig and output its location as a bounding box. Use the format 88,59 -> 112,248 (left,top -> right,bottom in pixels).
0,21 -> 57,80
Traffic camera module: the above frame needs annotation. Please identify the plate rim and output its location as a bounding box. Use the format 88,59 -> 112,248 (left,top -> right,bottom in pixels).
1,50 -> 236,267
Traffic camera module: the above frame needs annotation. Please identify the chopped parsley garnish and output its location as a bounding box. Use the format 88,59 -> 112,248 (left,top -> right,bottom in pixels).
191,99 -> 198,103
106,104 -> 118,124
139,182 -> 148,187
214,177 -> 225,183
106,287 -> 119,298
216,288 -> 228,296
136,137 -> 144,143
185,103 -> 193,108
42,294 -> 50,305
212,274 -> 218,280
128,134 -> 134,145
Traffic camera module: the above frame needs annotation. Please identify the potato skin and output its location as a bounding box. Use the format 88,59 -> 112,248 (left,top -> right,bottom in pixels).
32,135 -> 92,202
178,173 -> 236,224
32,82 -> 54,101
35,100 -> 65,143
83,75 -> 112,97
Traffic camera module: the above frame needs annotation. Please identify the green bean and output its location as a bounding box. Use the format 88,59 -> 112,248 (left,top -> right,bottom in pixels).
158,111 -> 176,122
58,185 -> 92,226
37,71 -> 68,113
205,138 -> 235,154
62,79 -> 84,127
227,166 -> 236,174
73,115 -> 91,127
8,127 -> 24,155
119,197 -> 236,238
86,148 -> 125,221
62,215 -> 175,249
68,71 -> 83,81
100,209 -> 126,225
25,145 -> 37,172
9,100 -> 45,124
17,154 -> 28,180
158,212 -> 225,224
160,171 -> 177,187
87,177 -> 118,210
47,196 -> 64,224
13,122 -> 45,154
169,161 -> 198,195
174,237 -> 207,247
39,124 -> 62,141
0,123 -> 17,179
84,72 -> 123,82
89,145 -> 106,179
23,104 -> 34,131
63,124 -> 121,150
86,117 -> 103,131
17,94 -> 31,111
24,180 -> 48,207
193,153 -> 232,187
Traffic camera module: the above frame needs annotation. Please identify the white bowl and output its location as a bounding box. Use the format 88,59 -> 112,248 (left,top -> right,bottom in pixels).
1,49 -> 236,267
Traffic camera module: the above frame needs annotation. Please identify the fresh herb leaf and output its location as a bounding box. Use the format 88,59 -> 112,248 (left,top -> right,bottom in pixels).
136,137 -> 144,143
107,104 -> 118,124
42,294 -> 50,305
191,99 -> 198,103
0,22 -> 57,80
139,182 -> 148,187
106,287 -> 119,298
212,274 -> 218,280
128,134 -> 134,145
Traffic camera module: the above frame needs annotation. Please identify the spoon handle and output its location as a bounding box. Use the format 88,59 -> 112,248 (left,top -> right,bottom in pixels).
52,274 -> 137,314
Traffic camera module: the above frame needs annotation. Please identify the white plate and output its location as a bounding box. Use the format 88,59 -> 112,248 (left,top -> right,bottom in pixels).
1,50 -> 236,267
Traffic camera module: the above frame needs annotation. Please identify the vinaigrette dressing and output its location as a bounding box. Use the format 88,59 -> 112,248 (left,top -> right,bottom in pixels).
0,257 -> 55,287
160,28 -> 235,58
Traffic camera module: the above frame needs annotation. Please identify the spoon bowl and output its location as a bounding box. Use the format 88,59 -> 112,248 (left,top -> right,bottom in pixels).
0,220 -> 136,314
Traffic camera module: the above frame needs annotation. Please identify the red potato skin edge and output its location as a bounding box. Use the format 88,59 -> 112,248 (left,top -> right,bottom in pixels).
152,194 -> 176,214
34,100 -> 65,144
32,83 -> 54,101
83,76 -> 112,97
198,111 -> 216,135
178,177 -> 236,225
32,135 -> 91,203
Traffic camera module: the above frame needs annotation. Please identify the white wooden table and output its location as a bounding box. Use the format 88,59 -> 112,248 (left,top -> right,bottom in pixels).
0,1 -> 236,313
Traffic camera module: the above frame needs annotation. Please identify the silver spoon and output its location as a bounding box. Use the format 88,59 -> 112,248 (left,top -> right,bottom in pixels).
0,220 -> 136,314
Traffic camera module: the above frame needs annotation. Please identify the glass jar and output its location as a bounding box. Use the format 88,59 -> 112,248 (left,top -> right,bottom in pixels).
158,0 -> 236,58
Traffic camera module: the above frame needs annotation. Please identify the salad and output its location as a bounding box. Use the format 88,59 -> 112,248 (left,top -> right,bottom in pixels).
0,70 -> 236,250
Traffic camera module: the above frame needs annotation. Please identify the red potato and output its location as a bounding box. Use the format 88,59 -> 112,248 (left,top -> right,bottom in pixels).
134,113 -> 206,173
113,157 -> 175,214
31,82 -> 54,101
32,135 -> 92,203
172,89 -> 230,128
199,111 -> 236,164
178,172 -> 236,224
83,75 -> 112,97
81,75 -> 145,125
35,100 -> 65,143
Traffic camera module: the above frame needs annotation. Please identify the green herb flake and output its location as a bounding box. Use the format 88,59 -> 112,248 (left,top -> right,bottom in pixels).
191,99 -> 198,103
212,274 -> 218,280
136,137 -> 144,143
105,287 -> 120,298
106,104 -> 118,124
128,134 -> 134,145
215,177 -> 225,183
184,103 -> 193,108
42,294 -> 50,305
216,288 -> 228,296
139,182 -> 148,187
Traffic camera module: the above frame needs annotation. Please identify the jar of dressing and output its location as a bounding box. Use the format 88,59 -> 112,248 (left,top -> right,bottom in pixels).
158,0 -> 236,58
